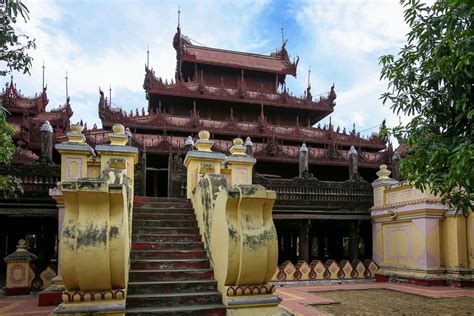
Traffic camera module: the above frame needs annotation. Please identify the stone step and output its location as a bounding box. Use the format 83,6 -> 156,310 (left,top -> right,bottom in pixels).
133,208 -> 194,215
133,226 -> 199,235
128,280 -> 218,295
132,234 -> 201,242
127,292 -> 222,308
129,269 -> 215,282
134,196 -> 189,203
125,304 -> 226,315
134,202 -> 191,209
132,241 -> 204,251
133,213 -> 196,221
130,258 -> 210,270
133,219 -> 197,228
130,249 -> 207,260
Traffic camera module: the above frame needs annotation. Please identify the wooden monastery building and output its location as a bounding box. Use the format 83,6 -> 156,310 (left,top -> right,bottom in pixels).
97,25 -> 391,264
0,25 -> 391,284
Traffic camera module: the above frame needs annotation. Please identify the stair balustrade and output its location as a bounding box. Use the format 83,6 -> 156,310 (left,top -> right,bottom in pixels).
52,123 -> 138,315
185,131 -> 289,315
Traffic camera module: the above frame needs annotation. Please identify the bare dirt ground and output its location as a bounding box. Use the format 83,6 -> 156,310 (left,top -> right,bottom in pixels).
311,289 -> 474,315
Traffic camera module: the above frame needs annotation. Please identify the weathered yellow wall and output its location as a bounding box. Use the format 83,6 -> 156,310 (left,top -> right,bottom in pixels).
371,165 -> 473,283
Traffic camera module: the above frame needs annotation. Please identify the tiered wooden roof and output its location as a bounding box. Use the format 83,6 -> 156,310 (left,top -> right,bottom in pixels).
1,78 -> 72,156
180,45 -> 298,76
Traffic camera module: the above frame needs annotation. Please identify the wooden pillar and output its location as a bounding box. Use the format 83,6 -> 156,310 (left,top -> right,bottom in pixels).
298,220 -> 310,262
167,153 -> 172,198
349,220 -> 360,260
141,149 -> 147,196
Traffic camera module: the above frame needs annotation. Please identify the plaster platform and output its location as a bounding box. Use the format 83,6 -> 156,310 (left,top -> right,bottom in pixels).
0,283 -> 473,316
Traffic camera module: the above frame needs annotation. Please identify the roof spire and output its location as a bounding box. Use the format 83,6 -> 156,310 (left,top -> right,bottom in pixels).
109,84 -> 112,107
65,71 -> 69,102
177,6 -> 181,28
146,46 -> 150,69
42,60 -> 45,91
281,26 -> 285,46
307,66 -> 311,90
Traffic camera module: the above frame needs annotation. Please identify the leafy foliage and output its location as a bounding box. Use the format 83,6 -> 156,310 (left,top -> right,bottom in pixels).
379,0 -> 473,215
0,0 -> 35,197
0,0 -> 36,76
0,110 -> 23,198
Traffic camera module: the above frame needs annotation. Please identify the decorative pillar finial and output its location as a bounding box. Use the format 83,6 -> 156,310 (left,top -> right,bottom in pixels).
40,121 -> 53,162
185,135 -> 194,151
348,145 -> 359,180
229,137 -> 247,156
244,137 -> 253,157
299,143 -> 309,177
376,164 -> 391,180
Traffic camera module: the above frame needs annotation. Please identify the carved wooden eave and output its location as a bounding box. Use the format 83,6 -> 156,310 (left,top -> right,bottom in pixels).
143,77 -> 335,115
99,104 -> 386,151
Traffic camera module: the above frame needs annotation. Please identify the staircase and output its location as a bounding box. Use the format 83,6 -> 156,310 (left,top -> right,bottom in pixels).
126,197 -> 226,315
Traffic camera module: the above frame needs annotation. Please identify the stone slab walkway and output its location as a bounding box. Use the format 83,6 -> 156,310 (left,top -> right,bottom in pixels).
0,294 -> 53,316
276,283 -> 474,316
0,283 -> 473,315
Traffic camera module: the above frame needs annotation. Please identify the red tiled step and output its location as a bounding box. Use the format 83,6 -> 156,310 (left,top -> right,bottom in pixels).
133,219 -> 196,228
134,202 -> 191,209
128,280 -> 218,295
133,196 -> 189,203
132,213 -> 196,221
125,304 -> 226,315
132,241 -> 204,251
130,258 -> 210,270
127,292 -> 222,308
129,269 -> 215,282
130,249 -> 207,260
133,226 -> 199,235
133,208 -> 194,215
132,234 -> 201,242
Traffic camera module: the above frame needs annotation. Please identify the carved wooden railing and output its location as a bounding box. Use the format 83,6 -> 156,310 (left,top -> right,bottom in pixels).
0,164 -> 60,195
253,174 -> 373,209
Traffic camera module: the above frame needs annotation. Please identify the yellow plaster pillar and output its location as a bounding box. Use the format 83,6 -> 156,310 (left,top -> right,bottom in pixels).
184,130 -> 226,198
443,212 -> 468,270
226,138 -> 256,186
468,212 -> 474,269
3,239 -> 37,295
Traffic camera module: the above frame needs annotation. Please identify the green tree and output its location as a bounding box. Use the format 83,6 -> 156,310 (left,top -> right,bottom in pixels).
379,0 -> 473,215
1,0 -> 35,197
0,0 -> 36,76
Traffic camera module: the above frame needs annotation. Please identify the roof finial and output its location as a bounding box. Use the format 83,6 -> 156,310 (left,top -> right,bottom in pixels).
307,66 -> 311,90
146,46 -> 150,69
42,60 -> 45,91
65,71 -> 69,102
281,26 -> 285,46
177,6 -> 181,28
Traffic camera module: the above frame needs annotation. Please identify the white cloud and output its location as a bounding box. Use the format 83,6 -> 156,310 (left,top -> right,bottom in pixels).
7,0 -> 416,142
292,0 -> 411,137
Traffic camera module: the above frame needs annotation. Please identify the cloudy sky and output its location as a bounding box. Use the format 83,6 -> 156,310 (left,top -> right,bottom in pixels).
10,0 -> 411,136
